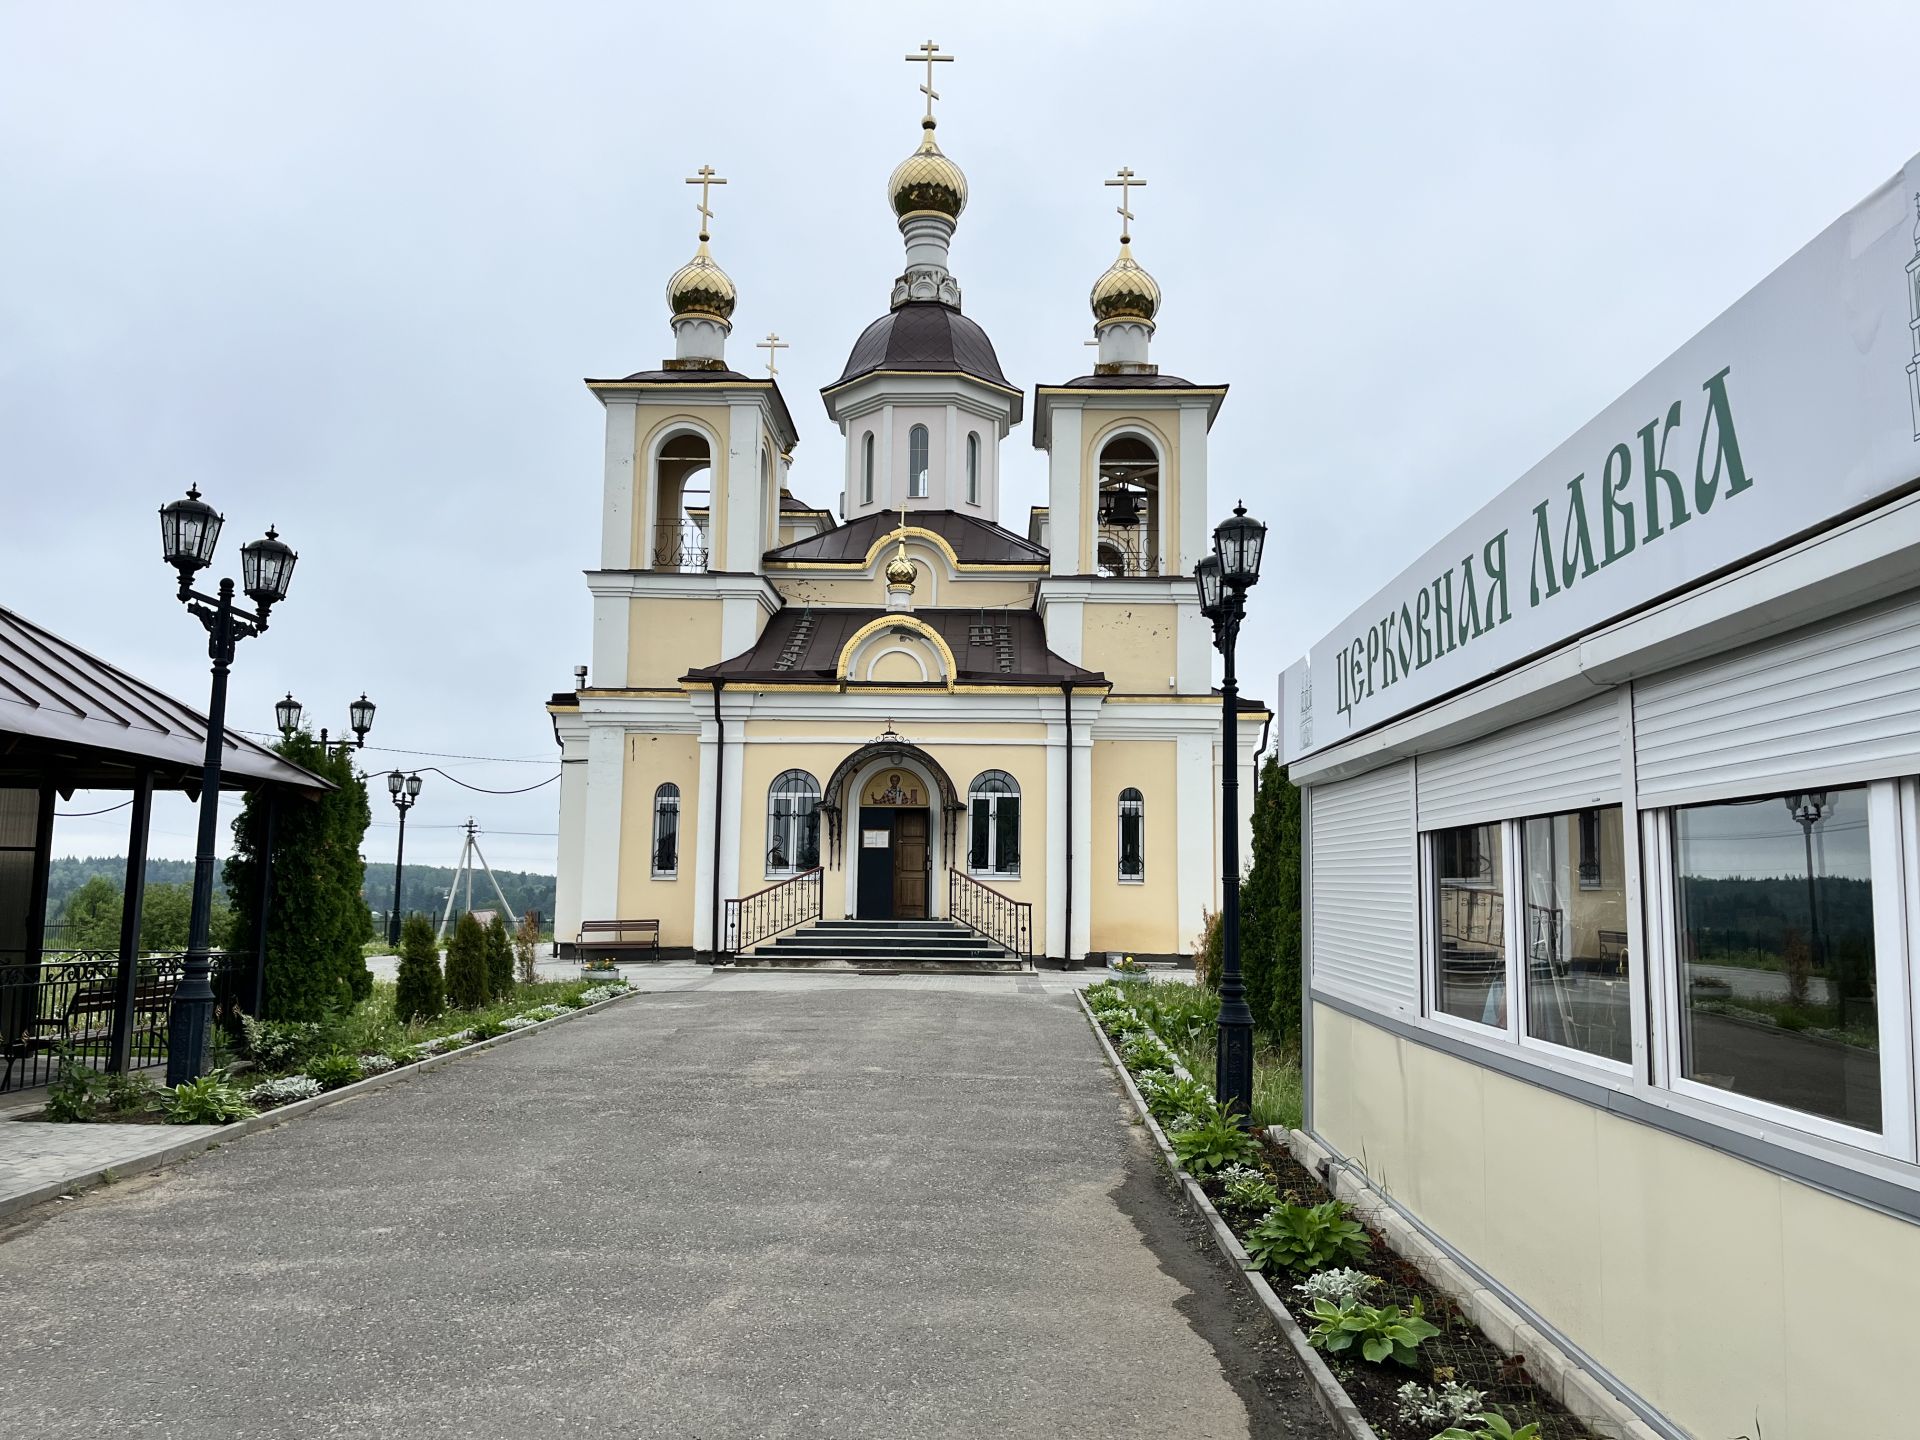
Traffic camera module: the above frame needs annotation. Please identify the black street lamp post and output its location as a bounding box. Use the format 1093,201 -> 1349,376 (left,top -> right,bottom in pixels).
159,486 -> 297,1085
1785,791 -> 1834,1023
275,691 -> 376,752
386,769 -> 424,946
1196,501 -> 1267,1128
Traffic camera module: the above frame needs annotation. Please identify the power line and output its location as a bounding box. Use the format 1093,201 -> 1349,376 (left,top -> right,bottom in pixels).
56,799 -> 135,818
234,727 -> 555,765
415,766 -> 558,795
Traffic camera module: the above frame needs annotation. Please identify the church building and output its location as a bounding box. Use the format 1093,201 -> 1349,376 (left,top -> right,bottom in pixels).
548,48 -> 1265,963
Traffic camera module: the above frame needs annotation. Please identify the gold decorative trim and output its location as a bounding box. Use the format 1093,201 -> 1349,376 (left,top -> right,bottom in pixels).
834,615 -> 959,687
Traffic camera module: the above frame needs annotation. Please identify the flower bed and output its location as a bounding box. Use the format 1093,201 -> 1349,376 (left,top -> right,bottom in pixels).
29,977 -> 636,1126
1086,979 -> 1597,1440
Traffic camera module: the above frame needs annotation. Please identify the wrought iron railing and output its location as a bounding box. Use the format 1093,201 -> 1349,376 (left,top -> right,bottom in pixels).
1095,524 -> 1161,577
654,519 -> 709,573
948,869 -> 1033,961
1,950 -> 249,1093
722,866 -> 822,957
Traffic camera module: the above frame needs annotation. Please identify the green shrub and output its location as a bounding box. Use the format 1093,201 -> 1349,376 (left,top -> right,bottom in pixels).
560,992 -> 590,1009
304,1052 -> 365,1091
239,1015 -> 324,1071
41,1049 -> 98,1123
393,913 -> 444,1023
101,1070 -> 160,1115
1245,1200 -> 1371,1273
1221,1170 -> 1280,1216
1241,757 -> 1302,1041
161,1072 -> 255,1125
1435,1415 -> 1540,1440
1168,1105 -> 1260,1176
1306,1294 -> 1438,1368
1137,1071 -> 1214,1125
384,1043 -> 423,1067
467,1018 -> 506,1041
443,913 -> 490,1010
484,914 -> 514,1001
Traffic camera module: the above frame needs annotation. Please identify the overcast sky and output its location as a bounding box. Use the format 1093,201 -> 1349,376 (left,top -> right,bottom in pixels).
6,2 -> 1919,877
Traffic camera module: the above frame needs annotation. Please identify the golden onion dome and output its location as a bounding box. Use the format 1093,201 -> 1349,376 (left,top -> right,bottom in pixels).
889,121 -> 968,221
1090,241 -> 1161,326
666,240 -> 737,323
885,536 -> 919,587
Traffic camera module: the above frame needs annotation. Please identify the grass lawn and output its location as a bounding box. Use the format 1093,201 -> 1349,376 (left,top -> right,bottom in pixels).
1107,976 -> 1303,1131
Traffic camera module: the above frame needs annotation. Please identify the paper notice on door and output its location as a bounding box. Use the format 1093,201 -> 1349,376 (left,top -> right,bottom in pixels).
861,829 -> 889,849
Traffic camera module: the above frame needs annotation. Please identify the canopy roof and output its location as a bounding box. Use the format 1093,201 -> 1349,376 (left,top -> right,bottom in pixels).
0,607 -> 330,792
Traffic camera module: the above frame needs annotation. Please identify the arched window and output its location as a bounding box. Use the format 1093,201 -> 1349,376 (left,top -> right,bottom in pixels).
968,770 -> 1020,878
966,432 -> 981,506
654,431 -> 713,573
1095,434 -> 1159,576
908,424 -> 930,499
652,783 -> 681,878
1118,787 -> 1145,882
861,432 -> 875,506
766,769 -> 821,876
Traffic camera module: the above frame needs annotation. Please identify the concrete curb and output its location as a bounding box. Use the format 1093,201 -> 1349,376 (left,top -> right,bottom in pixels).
1076,990 -> 1381,1440
0,986 -> 644,1225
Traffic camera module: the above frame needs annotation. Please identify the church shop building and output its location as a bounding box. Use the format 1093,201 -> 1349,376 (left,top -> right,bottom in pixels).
548,81 -> 1263,965
1280,156 -> 1920,1436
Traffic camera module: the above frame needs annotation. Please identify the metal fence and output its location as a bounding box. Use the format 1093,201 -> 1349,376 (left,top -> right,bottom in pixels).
948,869 -> 1033,961
0,950 -> 248,1093
723,867 -> 823,957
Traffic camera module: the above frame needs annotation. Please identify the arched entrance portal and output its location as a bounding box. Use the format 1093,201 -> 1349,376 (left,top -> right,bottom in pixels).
821,735 -> 963,921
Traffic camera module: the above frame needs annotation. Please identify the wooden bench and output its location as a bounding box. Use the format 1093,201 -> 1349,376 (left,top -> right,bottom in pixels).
1,977 -> 173,1089
575,919 -> 660,961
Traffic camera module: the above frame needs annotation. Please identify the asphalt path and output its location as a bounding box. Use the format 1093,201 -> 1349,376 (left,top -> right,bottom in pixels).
0,973 -> 1330,1439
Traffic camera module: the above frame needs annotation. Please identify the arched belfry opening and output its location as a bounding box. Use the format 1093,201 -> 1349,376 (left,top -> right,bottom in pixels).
654,432 -> 713,572
1095,434 -> 1160,576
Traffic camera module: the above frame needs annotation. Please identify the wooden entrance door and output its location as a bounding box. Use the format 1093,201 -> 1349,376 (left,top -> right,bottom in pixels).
892,810 -> 929,918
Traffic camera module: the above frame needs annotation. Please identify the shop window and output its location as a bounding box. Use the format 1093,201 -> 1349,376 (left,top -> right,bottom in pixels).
908,424 -> 930,499
1431,823 -> 1505,1026
1118,788 -> 1145,882
651,783 -> 680,878
766,769 -> 821,876
968,770 -> 1020,877
1521,808 -> 1629,1063
1672,786 -> 1880,1132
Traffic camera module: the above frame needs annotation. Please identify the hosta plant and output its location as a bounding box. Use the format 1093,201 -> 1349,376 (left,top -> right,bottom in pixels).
467,1019 -> 507,1041
1139,1072 -> 1214,1126
1120,1031 -> 1176,1073
1296,1266 -> 1380,1311
305,1052 -> 365,1091
1222,1170 -> 1280,1216
1435,1415 -> 1541,1440
1306,1294 -> 1438,1368
1244,1200 -> 1371,1273
161,1071 -> 255,1125
1168,1106 -> 1260,1177
246,1075 -> 325,1108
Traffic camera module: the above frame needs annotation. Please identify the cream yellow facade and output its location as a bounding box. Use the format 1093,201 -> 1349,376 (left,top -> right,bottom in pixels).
551,77 -> 1267,965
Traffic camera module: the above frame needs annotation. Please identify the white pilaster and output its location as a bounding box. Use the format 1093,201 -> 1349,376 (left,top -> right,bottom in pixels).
1047,405 -> 1084,575
600,401 -> 638,569
719,710 -> 743,907
591,594 -> 631,690
1178,403 -> 1210,571
719,593 -> 763,660
1070,718 -> 1093,962
1044,725 -> 1067,959
692,724 -> 718,950
1176,731 -> 1214,943
554,732 -> 588,951
721,403 -> 761,571
580,725 -> 626,924
1175,596 -> 1212,694
1046,597 -> 1085,666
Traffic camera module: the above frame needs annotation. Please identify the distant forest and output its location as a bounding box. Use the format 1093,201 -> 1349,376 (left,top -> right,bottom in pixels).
44,855 -> 555,938
1677,874 -> 1873,965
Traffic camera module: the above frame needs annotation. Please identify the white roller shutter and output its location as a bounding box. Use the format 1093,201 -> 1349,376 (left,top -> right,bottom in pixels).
1415,695 -> 1622,830
1634,592 -> 1920,806
1309,760 -> 1417,1016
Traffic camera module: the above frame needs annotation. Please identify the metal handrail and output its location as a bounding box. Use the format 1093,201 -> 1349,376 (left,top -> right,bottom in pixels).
722,866 -> 823,957
947,869 -> 1033,961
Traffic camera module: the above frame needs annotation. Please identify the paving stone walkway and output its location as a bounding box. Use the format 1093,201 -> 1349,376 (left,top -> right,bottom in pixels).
0,969 -> 1330,1439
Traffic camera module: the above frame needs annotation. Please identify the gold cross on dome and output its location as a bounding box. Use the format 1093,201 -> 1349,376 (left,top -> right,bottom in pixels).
905,39 -> 954,123
756,332 -> 788,377
1105,166 -> 1146,242
684,164 -> 727,241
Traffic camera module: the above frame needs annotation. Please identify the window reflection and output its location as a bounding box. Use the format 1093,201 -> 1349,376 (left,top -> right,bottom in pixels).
1674,787 -> 1880,1131
1522,808 -> 1630,1063
1433,823 -> 1505,1026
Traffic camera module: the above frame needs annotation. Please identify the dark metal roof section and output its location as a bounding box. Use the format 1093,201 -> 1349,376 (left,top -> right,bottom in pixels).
1050,372 -> 1203,388
685,607 -> 1102,687
763,509 -> 1048,567
828,302 -> 1014,393
0,608 -> 330,791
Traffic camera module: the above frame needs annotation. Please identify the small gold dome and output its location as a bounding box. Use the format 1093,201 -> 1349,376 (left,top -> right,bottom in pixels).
889,122 -> 968,220
1090,242 -> 1160,326
885,538 -> 919,587
666,241 -> 737,323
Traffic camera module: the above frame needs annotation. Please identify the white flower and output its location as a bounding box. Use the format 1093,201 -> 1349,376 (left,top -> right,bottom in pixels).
245,1075 -> 324,1107
358,1054 -> 397,1075
499,1015 -> 541,1031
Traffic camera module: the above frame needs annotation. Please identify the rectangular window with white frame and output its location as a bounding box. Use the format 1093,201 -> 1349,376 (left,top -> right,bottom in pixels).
1430,822 -> 1507,1028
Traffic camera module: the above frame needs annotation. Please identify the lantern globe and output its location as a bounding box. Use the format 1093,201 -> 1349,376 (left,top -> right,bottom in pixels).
1194,555 -> 1224,618
349,692 -> 376,740
1213,502 -> 1267,588
159,486 -> 223,576
405,772 -> 423,800
240,527 -> 297,607
274,692 -> 303,736
387,768 -> 406,798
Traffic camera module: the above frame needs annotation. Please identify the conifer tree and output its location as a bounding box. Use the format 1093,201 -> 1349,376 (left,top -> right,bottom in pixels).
443,912 -> 490,1011
484,913 -> 514,1000
393,913 -> 444,1023
1239,756 -> 1303,1042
